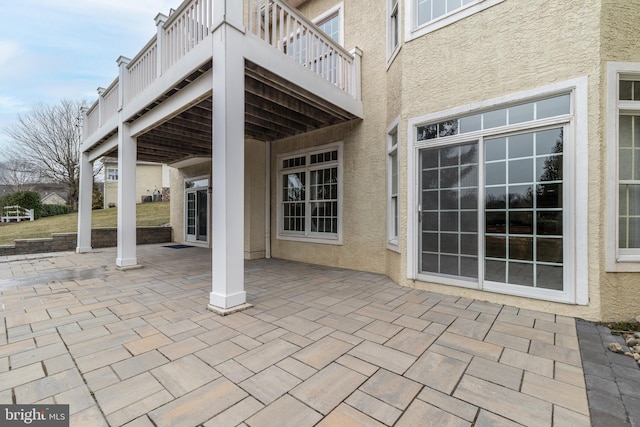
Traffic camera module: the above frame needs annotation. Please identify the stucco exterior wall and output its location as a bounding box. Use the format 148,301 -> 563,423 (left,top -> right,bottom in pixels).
277,0 -> 640,321
245,139 -> 266,259
394,0 -> 604,320
169,162 -> 211,245
269,0 -> 390,274
597,1 -> 640,321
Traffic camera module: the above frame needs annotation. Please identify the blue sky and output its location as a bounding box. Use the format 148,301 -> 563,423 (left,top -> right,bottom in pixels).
0,0 -> 178,160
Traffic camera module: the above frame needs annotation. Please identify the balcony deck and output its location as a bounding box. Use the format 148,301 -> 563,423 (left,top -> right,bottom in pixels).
82,0 -> 363,165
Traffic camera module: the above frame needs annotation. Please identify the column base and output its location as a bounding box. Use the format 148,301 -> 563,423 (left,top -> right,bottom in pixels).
76,246 -> 92,254
207,302 -> 253,316
116,262 -> 142,271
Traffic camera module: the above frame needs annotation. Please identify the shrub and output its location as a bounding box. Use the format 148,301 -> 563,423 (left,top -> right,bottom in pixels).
40,204 -> 73,218
0,191 -> 43,218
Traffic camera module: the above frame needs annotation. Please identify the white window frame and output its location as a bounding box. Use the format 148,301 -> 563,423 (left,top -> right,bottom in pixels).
407,77 -> 589,305
405,0 -> 504,42
106,167 -> 118,181
277,142 -> 343,245
387,117 -> 401,251
387,0 -> 401,65
606,62 -> 640,271
313,2 -> 344,46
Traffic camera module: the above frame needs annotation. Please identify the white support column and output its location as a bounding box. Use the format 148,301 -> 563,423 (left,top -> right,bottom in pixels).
208,2 -> 251,314
115,55 -> 139,269
76,151 -> 93,253
116,121 -> 139,268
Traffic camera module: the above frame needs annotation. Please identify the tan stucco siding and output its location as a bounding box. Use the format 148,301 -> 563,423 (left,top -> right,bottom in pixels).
169,162 -> 210,245
396,0 -> 604,320
245,140 -> 266,259
596,1 -> 640,321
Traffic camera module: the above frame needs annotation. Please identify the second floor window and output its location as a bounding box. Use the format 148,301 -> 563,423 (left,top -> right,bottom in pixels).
388,0 -> 400,58
107,168 -> 118,181
417,0 -> 475,27
409,0 -> 504,41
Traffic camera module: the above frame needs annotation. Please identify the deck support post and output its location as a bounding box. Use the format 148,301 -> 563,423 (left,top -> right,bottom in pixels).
115,56 -> 139,269
76,151 -> 93,253
208,2 -> 251,314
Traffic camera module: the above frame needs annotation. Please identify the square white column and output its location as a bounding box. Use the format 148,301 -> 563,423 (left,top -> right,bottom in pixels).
116,122 -> 139,268
208,21 -> 251,313
76,152 -> 93,253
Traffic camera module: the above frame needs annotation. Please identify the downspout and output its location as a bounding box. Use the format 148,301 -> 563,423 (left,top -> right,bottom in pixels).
265,141 -> 271,259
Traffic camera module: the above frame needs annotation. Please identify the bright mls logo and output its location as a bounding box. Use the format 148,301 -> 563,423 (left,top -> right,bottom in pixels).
0,405 -> 69,426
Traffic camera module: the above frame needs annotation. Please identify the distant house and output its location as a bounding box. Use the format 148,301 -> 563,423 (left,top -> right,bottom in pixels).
40,192 -> 66,205
102,157 -> 169,208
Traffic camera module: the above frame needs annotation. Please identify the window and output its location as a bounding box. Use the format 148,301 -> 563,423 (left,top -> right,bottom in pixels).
606,63 -> 640,271
107,168 -> 118,181
388,119 -> 400,248
283,4 -> 343,83
388,0 -> 400,59
408,79 -> 589,304
406,0 -> 504,41
317,13 -> 340,43
278,143 -> 342,243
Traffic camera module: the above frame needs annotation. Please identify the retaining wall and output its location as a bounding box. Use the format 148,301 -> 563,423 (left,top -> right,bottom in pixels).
0,227 -> 172,256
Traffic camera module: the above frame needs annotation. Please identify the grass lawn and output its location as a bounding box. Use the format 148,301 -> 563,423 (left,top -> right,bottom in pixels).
0,201 -> 170,245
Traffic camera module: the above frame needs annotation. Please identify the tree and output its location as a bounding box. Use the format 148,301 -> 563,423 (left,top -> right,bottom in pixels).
4,99 -> 86,207
0,159 -> 40,192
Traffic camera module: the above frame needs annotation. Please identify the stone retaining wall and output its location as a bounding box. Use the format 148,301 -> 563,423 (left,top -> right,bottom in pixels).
0,227 -> 172,256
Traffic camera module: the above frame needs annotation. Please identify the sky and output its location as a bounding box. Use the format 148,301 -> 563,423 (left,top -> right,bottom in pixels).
0,0 -> 178,161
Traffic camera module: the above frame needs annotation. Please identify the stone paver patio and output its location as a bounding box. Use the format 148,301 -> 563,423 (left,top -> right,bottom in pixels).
0,244 -> 592,426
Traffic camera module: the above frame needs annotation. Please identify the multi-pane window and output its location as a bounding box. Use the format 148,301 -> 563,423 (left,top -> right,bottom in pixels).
388,0 -> 400,56
409,0 -> 505,41
618,80 -> 640,252
279,145 -> 341,242
416,0 -> 477,27
388,125 -> 399,244
416,95 -> 571,296
107,168 -> 118,181
484,130 -> 564,290
421,143 -> 478,278
317,13 -> 340,42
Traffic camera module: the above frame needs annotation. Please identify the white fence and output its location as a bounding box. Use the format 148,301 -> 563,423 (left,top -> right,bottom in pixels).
1,205 -> 35,223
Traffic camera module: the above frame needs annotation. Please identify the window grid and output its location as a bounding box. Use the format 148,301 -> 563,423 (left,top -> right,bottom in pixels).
107,168 -> 118,181
279,147 -> 340,240
417,0 -> 477,28
618,113 -> 640,249
283,172 -> 306,233
417,94 -> 570,142
420,143 -> 479,279
484,130 -> 564,290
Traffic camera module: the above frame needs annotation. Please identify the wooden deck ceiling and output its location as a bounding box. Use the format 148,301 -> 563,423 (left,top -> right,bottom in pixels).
128,60 -> 358,164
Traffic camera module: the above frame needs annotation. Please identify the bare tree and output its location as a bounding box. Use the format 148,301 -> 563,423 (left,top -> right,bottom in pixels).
5,99 -> 85,206
0,158 -> 40,192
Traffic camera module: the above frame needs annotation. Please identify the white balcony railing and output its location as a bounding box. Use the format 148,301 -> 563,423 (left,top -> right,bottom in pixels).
85,0 -> 359,141
247,0 -> 357,97
127,39 -> 158,103
87,0 -> 213,133
163,0 -> 213,71
102,80 -> 119,122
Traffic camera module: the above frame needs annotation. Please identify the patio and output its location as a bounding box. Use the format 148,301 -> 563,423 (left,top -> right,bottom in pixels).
0,244 -> 597,426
